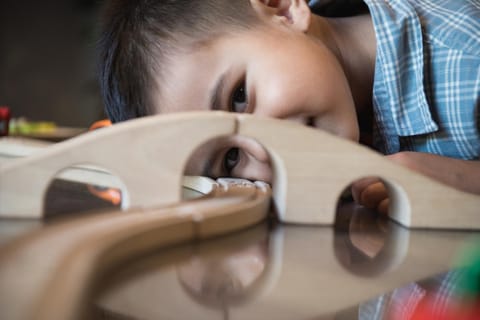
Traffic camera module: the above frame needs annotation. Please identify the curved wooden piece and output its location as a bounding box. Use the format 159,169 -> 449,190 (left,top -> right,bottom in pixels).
0,112 -> 236,218
1,112 -> 479,228
0,178 -> 271,320
238,115 -> 480,229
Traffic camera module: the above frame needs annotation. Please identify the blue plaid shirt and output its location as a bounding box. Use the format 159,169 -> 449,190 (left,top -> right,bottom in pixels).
363,0 -> 480,159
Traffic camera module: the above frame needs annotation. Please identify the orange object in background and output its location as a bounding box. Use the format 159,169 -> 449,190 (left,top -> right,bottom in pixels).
0,106 -> 11,136
86,185 -> 122,206
87,119 -> 121,206
89,119 -> 111,131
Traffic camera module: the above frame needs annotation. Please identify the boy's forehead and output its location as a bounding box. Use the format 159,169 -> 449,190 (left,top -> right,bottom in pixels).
152,37 -> 229,114
152,27 -> 273,114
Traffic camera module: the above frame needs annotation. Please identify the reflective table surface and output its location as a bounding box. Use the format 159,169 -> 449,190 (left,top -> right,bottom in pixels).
2,138 -> 479,320
0,179 -> 479,320
91,205 -> 479,320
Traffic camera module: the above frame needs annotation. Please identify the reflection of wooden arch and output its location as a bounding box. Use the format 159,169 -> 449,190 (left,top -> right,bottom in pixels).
333,206 -> 410,277
2,112 -> 479,229
96,223 -> 471,319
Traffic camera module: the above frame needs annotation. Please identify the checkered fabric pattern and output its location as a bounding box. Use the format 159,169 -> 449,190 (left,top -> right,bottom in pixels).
359,270 -> 465,320
363,0 -> 480,159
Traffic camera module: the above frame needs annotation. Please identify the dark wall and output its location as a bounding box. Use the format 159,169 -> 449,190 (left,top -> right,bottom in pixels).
0,0 -> 105,127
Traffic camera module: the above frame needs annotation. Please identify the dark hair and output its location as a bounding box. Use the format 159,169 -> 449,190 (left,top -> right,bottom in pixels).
98,0 -> 261,123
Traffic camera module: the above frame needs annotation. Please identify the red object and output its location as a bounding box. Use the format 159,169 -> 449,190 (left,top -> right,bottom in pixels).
0,106 -> 10,136
409,295 -> 480,320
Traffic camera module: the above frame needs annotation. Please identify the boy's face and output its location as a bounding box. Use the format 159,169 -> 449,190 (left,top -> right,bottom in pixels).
155,11 -> 357,182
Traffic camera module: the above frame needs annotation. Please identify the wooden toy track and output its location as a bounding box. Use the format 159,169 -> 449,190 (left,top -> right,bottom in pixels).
1,112 -> 479,228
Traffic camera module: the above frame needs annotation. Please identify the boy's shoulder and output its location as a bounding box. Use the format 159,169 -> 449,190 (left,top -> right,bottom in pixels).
367,0 -> 480,157
365,0 -> 480,56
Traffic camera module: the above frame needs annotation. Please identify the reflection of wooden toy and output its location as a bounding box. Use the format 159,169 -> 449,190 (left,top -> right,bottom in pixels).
1,112 -> 480,229
98,221 -> 474,320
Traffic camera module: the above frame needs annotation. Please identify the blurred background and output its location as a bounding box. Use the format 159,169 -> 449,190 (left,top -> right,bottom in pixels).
0,0 -> 369,132
0,0 -> 105,129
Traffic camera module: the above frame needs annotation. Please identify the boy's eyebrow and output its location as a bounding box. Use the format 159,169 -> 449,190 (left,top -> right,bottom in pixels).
210,72 -> 227,111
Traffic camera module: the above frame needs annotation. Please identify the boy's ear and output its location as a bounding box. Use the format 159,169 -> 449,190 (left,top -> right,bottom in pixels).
250,0 -> 311,33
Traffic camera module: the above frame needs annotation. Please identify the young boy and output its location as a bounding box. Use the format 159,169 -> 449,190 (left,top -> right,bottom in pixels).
98,0 -> 480,213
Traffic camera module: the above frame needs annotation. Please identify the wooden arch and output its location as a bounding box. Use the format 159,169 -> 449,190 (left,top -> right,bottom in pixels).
1,112 -> 480,229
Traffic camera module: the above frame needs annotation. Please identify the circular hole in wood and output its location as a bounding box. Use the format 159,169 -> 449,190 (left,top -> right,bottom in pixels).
182,135 -> 273,200
333,176 -> 410,276
44,164 -> 125,218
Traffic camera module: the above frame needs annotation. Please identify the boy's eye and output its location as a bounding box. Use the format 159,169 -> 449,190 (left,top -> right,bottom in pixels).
223,148 -> 240,175
230,81 -> 248,113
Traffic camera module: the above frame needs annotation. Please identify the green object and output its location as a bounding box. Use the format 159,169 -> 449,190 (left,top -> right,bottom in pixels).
456,238 -> 480,299
9,118 -> 56,135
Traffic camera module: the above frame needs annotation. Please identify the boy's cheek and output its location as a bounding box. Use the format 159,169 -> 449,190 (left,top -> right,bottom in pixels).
235,150 -> 273,183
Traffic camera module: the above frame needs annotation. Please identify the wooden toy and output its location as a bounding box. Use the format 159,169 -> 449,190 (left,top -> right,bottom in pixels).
1,112 -> 479,229
1,112 -> 479,320
0,177 -> 271,320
